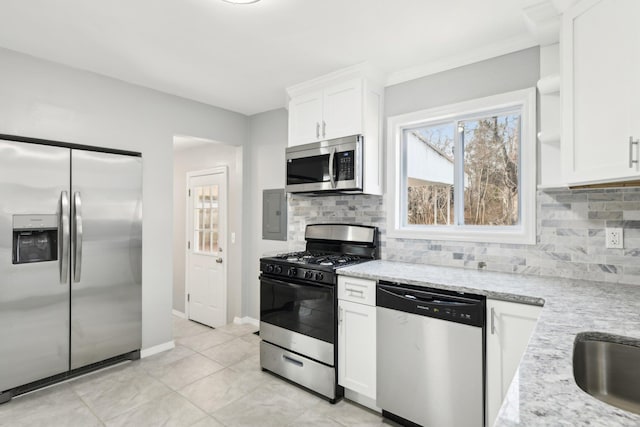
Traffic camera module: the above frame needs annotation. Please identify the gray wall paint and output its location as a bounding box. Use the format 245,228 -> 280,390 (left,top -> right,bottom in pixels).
384,47 -> 540,117
173,143 -> 243,320
0,47 -> 248,350
243,109 -> 290,319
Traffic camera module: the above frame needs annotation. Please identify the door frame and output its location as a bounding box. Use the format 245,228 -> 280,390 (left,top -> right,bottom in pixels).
184,166 -> 228,322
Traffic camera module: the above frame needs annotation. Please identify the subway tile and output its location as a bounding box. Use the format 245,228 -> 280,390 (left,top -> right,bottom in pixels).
588,264 -> 620,274
588,211 -> 623,220
288,188 -> 640,283
588,192 -> 623,201
605,220 -> 640,229
623,210 -> 640,220
623,192 -> 640,201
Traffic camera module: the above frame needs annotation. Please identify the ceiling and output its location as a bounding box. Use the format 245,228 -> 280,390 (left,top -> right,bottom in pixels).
0,0 -> 552,116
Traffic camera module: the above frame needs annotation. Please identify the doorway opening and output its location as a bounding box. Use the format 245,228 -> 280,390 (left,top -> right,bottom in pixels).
173,136 -> 242,327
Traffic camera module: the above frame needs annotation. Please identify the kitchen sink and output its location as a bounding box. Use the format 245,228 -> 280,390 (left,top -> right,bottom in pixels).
573,332 -> 640,415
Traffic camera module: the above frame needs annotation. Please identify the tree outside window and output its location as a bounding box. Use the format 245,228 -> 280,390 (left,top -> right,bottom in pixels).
404,111 -> 521,228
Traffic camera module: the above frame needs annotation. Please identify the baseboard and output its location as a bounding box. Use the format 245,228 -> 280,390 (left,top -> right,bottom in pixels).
141,341 -> 175,358
233,316 -> 259,327
172,309 -> 186,319
344,389 -> 382,413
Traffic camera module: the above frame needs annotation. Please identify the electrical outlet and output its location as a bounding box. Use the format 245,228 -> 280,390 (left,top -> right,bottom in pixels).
606,227 -> 624,249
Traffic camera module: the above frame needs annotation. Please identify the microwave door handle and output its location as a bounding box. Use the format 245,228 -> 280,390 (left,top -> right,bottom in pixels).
328,147 -> 336,188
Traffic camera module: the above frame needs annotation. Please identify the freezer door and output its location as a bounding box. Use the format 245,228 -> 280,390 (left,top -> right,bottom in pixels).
0,140 -> 71,392
70,149 -> 142,369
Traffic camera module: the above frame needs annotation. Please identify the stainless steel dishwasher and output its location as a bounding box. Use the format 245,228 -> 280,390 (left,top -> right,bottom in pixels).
376,281 -> 485,427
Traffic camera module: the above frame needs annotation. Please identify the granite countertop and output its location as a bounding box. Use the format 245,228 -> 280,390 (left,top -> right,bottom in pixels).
338,260 -> 640,426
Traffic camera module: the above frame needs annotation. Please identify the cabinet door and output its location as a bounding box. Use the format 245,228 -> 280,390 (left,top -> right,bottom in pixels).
338,299 -> 376,399
288,90 -> 323,146
563,0 -> 640,185
486,299 -> 541,427
323,79 -> 363,140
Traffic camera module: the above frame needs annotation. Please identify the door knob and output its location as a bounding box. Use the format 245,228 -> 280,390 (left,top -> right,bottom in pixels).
216,257 -> 223,264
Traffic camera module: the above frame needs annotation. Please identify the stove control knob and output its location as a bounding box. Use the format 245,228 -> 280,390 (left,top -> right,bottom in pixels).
288,268 -> 297,277
304,271 -> 313,279
274,265 -> 283,274
266,264 -> 274,273
315,272 -> 324,281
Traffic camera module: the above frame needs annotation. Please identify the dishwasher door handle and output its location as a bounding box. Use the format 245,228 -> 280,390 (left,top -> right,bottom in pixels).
379,286 -> 477,306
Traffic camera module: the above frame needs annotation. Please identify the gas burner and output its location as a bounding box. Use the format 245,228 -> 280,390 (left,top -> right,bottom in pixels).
309,254 -> 363,267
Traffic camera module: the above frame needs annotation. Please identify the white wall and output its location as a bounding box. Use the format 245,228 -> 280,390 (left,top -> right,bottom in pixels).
0,47 -> 248,350
173,142 -> 243,322
243,109 -> 289,320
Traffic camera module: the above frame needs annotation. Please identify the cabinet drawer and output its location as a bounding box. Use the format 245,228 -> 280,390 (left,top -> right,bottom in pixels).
338,276 -> 376,306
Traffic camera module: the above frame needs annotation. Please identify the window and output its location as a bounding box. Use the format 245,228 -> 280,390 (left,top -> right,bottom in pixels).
387,88 -> 536,244
193,184 -> 220,253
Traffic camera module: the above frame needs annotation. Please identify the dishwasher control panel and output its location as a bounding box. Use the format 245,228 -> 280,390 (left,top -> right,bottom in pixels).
376,281 -> 485,327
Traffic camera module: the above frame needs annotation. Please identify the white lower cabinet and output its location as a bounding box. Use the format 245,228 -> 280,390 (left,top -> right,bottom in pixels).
337,276 -> 377,408
485,299 -> 542,426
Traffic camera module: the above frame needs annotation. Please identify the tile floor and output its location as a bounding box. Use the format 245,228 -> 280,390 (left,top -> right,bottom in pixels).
0,316 -> 391,426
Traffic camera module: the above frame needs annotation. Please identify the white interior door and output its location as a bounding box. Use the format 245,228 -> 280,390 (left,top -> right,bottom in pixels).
187,168 -> 227,327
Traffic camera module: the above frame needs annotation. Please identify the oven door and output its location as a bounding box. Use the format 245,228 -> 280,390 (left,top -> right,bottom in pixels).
285,135 -> 362,193
260,275 -> 335,345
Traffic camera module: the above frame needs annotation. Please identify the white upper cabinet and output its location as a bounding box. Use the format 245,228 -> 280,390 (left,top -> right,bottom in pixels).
289,90 -> 323,146
286,65 -> 382,147
322,79 -> 363,141
562,0 -> 640,185
288,78 -> 365,146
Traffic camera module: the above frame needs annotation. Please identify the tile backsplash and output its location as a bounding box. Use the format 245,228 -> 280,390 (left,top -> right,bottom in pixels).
288,188 -> 640,286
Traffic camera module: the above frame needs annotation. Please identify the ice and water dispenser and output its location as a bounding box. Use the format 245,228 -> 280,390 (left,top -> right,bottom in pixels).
12,214 -> 58,264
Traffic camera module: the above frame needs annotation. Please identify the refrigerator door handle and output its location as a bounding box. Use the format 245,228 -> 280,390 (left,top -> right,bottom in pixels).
72,192 -> 83,283
59,191 -> 70,284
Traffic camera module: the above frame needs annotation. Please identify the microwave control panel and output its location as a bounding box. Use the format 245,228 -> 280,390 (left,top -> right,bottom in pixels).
336,151 -> 355,181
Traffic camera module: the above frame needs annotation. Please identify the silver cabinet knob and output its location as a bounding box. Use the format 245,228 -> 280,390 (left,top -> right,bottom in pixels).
216,257 -> 223,264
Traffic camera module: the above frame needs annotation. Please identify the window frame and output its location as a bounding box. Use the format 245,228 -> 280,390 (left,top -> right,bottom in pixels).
386,88 -> 537,245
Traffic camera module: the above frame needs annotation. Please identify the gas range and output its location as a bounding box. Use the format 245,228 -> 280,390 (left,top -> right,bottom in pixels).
260,251 -> 370,285
259,223 -> 379,402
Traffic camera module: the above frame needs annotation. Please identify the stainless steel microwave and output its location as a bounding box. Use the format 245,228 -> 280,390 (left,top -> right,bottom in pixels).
286,135 -> 363,194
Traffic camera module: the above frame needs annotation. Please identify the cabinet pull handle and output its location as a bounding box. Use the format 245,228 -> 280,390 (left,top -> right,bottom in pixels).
490,307 -> 496,335
630,137 -> 639,169
346,287 -> 364,297
339,306 -> 343,325
316,122 -> 320,139
322,121 -> 326,138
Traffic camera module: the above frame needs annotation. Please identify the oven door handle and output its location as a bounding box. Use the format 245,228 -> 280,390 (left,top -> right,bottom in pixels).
260,274 -> 334,290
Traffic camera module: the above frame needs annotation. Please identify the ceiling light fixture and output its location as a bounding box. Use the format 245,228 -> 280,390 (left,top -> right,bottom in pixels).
222,0 -> 260,4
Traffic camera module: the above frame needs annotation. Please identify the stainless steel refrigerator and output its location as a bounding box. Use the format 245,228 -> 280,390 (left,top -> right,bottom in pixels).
0,135 -> 142,402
